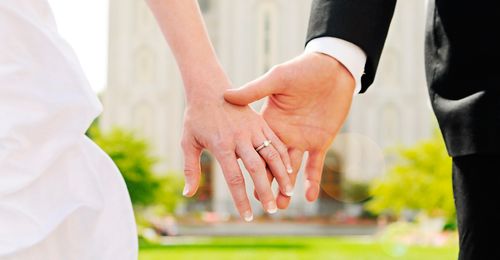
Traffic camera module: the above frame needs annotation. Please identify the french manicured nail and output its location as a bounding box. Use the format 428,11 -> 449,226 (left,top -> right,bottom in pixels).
266,201 -> 278,214
243,211 -> 254,222
182,185 -> 189,197
285,185 -> 294,197
287,166 -> 293,174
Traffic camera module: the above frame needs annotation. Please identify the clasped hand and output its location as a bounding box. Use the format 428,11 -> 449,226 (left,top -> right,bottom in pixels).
181,73 -> 294,222
182,53 -> 355,221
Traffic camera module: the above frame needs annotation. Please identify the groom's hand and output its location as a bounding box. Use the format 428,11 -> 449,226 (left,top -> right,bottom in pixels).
224,52 -> 356,209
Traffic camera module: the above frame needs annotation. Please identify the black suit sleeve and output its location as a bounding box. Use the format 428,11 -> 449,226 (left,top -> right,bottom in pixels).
306,0 -> 397,93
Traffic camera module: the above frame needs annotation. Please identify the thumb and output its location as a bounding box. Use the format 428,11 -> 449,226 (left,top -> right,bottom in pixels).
181,138 -> 203,197
224,68 -> 283,106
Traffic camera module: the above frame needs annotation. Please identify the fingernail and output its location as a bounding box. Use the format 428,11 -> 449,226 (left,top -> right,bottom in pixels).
287,166 -> 293,174
243,211 -> 253,222
266,201 -> 278,214
285,185 -> 294,197
182,185 -> 189,197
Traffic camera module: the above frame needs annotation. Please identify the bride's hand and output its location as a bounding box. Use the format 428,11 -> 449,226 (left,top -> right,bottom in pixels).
181,74 -> 293,221
145,0 -> 292,221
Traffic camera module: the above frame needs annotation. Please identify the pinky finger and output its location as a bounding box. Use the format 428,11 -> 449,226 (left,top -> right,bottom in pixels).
305,150 -> 327,202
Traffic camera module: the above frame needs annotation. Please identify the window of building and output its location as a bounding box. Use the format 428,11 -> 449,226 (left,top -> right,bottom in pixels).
134,47 -> 156,85
319,150 -> 343,200
379,48 -> 400,88
133,102 -> 155,141
134,0 -> 155,32
198,0 -> 211,13
257,3 -> 277,74
317,149 -> 345,216
379,103 -> 401,147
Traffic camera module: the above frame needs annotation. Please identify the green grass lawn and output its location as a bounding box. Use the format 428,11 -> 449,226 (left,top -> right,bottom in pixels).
139,236 -> 458,260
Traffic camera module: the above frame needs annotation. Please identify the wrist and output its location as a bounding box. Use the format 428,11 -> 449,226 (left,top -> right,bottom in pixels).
305,37 -> 365,95
312,52 -> 356,94
182,64 -> 231,105
186,90 -> 226,107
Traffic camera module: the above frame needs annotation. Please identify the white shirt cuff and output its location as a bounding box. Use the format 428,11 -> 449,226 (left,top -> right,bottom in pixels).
305,37 -> 367,94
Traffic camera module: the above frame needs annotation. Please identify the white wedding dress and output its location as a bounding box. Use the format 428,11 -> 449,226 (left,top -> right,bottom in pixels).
0,0 -> 138,259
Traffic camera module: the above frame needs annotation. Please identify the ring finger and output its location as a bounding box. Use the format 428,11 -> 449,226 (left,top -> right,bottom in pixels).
236,140 -> 277,214
253,133 -> 293,197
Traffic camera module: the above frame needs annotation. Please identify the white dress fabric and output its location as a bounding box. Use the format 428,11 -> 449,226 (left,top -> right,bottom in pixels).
0,0 -> 138,259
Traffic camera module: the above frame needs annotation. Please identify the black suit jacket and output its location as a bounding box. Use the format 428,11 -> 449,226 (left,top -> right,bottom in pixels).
306,0 -> 500,157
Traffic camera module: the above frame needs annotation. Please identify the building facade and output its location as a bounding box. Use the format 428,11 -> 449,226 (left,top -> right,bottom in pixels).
102,0 -> 431,218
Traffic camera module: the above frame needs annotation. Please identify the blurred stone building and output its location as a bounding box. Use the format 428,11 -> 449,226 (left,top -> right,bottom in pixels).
102,0 -> 432,218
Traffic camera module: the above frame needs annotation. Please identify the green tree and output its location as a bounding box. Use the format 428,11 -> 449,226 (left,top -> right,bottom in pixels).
87,124 -> 183,212
154,172 -> 184,214
366,130 -> 455,223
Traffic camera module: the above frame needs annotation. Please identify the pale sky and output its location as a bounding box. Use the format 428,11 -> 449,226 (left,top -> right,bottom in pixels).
48,0 -> 109,93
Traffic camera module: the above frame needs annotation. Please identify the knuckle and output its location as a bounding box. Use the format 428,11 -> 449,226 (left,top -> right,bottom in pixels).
264,149 -> 280,161
246,160 -> 264,174
232,195 -> 248,207
181,144 -> 191,154
307,177 -> 321,186
184,169 -> 198,179
269,65 -> 291,85
269,64 -> 285,77
212,138 -> 232,151
232,129 -> 246,140
227,174 -> 245,186
180,137 -> 191,150
183,167 -> 199,178
217,150 -> 234,160
275,143 -> 288,154
273,171 -> 286,181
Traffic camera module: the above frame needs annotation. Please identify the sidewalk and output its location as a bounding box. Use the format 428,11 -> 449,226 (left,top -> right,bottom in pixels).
178,223 -> 378,236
